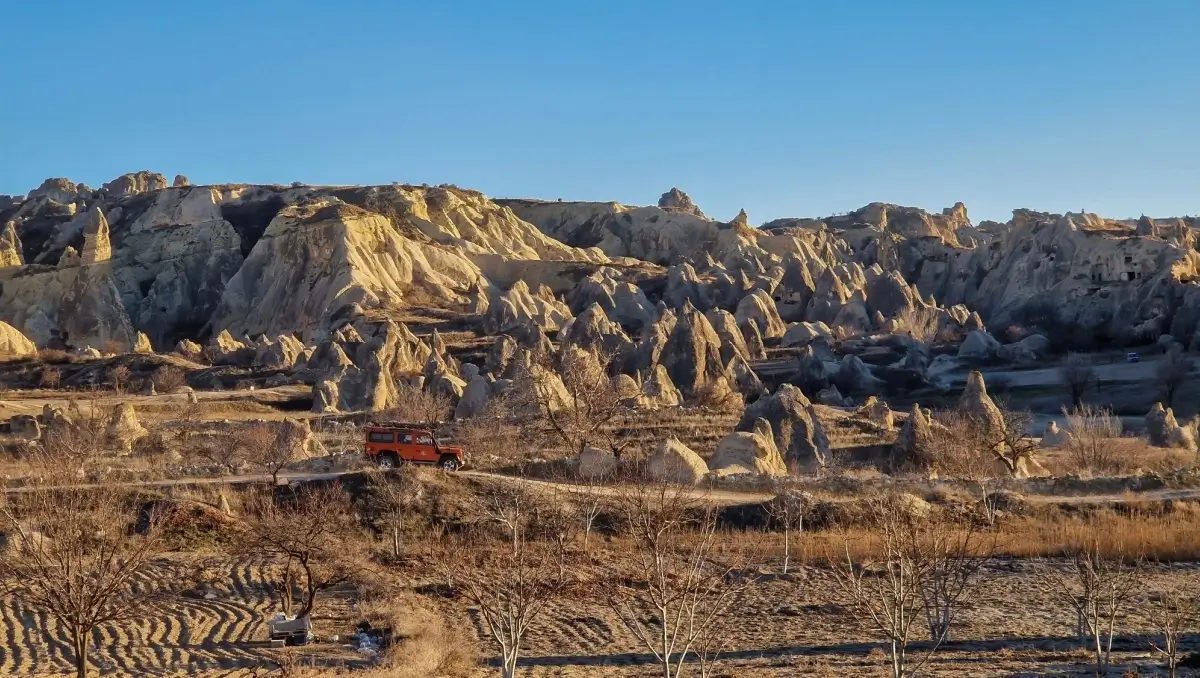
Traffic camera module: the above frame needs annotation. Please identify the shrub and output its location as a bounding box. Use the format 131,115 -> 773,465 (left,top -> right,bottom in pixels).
37,348 -> 74,365
151,365 -> 188,393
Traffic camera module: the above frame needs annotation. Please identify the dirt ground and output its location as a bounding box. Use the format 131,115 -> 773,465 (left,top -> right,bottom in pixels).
443,561 -> 1200,677
0,556 -> 366,677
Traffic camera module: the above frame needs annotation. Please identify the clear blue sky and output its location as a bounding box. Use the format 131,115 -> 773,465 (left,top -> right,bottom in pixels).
2,1 -> 1198,224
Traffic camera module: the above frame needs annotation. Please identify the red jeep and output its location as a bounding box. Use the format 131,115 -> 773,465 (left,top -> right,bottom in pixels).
363,425 -> 464,471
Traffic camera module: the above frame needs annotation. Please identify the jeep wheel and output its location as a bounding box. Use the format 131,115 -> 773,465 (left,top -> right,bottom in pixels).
439,456 -> 461,472
377,453 -> 399,470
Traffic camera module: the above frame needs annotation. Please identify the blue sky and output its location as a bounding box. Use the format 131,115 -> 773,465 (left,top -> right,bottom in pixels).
2,1 -> 1197,224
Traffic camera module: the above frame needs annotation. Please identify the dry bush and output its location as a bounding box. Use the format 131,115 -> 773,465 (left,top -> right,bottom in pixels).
1148,589 -> 1199,678
451,392 -> 524,467
894,305 -> 941,344
368,468 -> 424,559
39,366 -> 61,388
359,591 -> 477,678
151,365 -> 188,393
108,364 -> 131,393
37,348 -> 75,364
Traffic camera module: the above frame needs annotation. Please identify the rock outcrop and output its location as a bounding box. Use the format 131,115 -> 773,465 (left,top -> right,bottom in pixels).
657,188 -> 706,219
710,419 -> 788,477
1145,402 -> 1197,451
0,322 -> 36,360
736,385 -> 829,472
106,403 -> 148,454
647,437 -> 709,484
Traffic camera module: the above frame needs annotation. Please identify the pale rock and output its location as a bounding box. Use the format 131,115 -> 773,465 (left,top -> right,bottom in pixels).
175,339 -> 202,358
740,319 -> 766,360
657,187 -> 706,218
647,437 -> 709,484
0,322 -> 37,360
781,321 -> 833,348
453,375 -> 491,419
1145,402 -> 1197,451
711,419 -> 788,478
254,334 -> 306,369
578,446 -> 618,478
816,385 -> 847,406
856,396 -> 894,429
106,402 -> 148,454
1041,420 -> 1071,448
735,289 -> 786,339
133,332 -> 153,354
957,330 -> 1001,360
661,300 -> 727,398
958,371 -> 1006,435
80,206 -> 112,265
706,309 -> 751,365
641,363 -> 683,408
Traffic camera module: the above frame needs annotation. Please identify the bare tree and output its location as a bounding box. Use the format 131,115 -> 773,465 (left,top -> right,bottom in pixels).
369,468 -> 424,559
1149,589 -> 1198,678
191,425 -> 257,475
603,483 -> 755,678
522,348 -> 632,456
246,422 -> 303,486
1155,343 -> 1190,408
240,484 -> 362,619
0,482 -> 174,678
478,483 -> 533,555
107,364 -> 131,394
828,496 -> 990,678
764,485 -> 809,574
960,407 -> 1041,480
383,380 -> 453,430
929,412 -> 1008,524
1031,541 -> 1141,677
1058,353 -> 1098,407
434,529 -> 570,678
531,488 -> 580,578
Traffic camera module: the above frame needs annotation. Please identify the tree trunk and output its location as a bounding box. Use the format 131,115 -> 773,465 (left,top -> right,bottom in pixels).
296,558 -> 316,619
782,526 -> 790,575
392,524 -> 401,559
73,629 -> 88,678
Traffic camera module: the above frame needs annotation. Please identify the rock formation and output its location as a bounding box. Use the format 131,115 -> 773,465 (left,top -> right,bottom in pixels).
1145,402 -> 1197,451
0,322 -> 36,360
106,403 -> 148,454
736,385 -> 829,472
647,437 -> 709,484
710,419 -> 788,477
657,188 -> 706,219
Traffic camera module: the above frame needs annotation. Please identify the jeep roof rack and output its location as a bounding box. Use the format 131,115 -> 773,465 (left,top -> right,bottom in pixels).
367,421 -> 439,431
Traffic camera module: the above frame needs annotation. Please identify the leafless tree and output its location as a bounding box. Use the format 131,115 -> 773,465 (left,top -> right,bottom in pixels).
929,412 -> 1008,524
191,426 -> 256,475
478,483 -> 533,555
369,468 -> 424,559
531,487 -> 580,578
602,483 -> 756,678
828,496 -> 990,678
0,481 -> 174,678
1148,589 -> 1198,678
107,364 -> 131,394
245,422 -> 303,486
960,407 -> 1041,479
382,380 -> 453,430
1031,540 -> 1141,677
1059,353 -> 1098,407
1155,343 -> 1190,408
240,484 -> 362,619
764,484 -> 809,574
522,348 -> 632,457
434,529 -> 570,678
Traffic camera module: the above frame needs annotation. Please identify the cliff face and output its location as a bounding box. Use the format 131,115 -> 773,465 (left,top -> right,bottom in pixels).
3,173 -> 1198,352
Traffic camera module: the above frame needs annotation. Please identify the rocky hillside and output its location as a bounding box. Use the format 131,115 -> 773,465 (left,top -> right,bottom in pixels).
3,173 -> 1199,356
